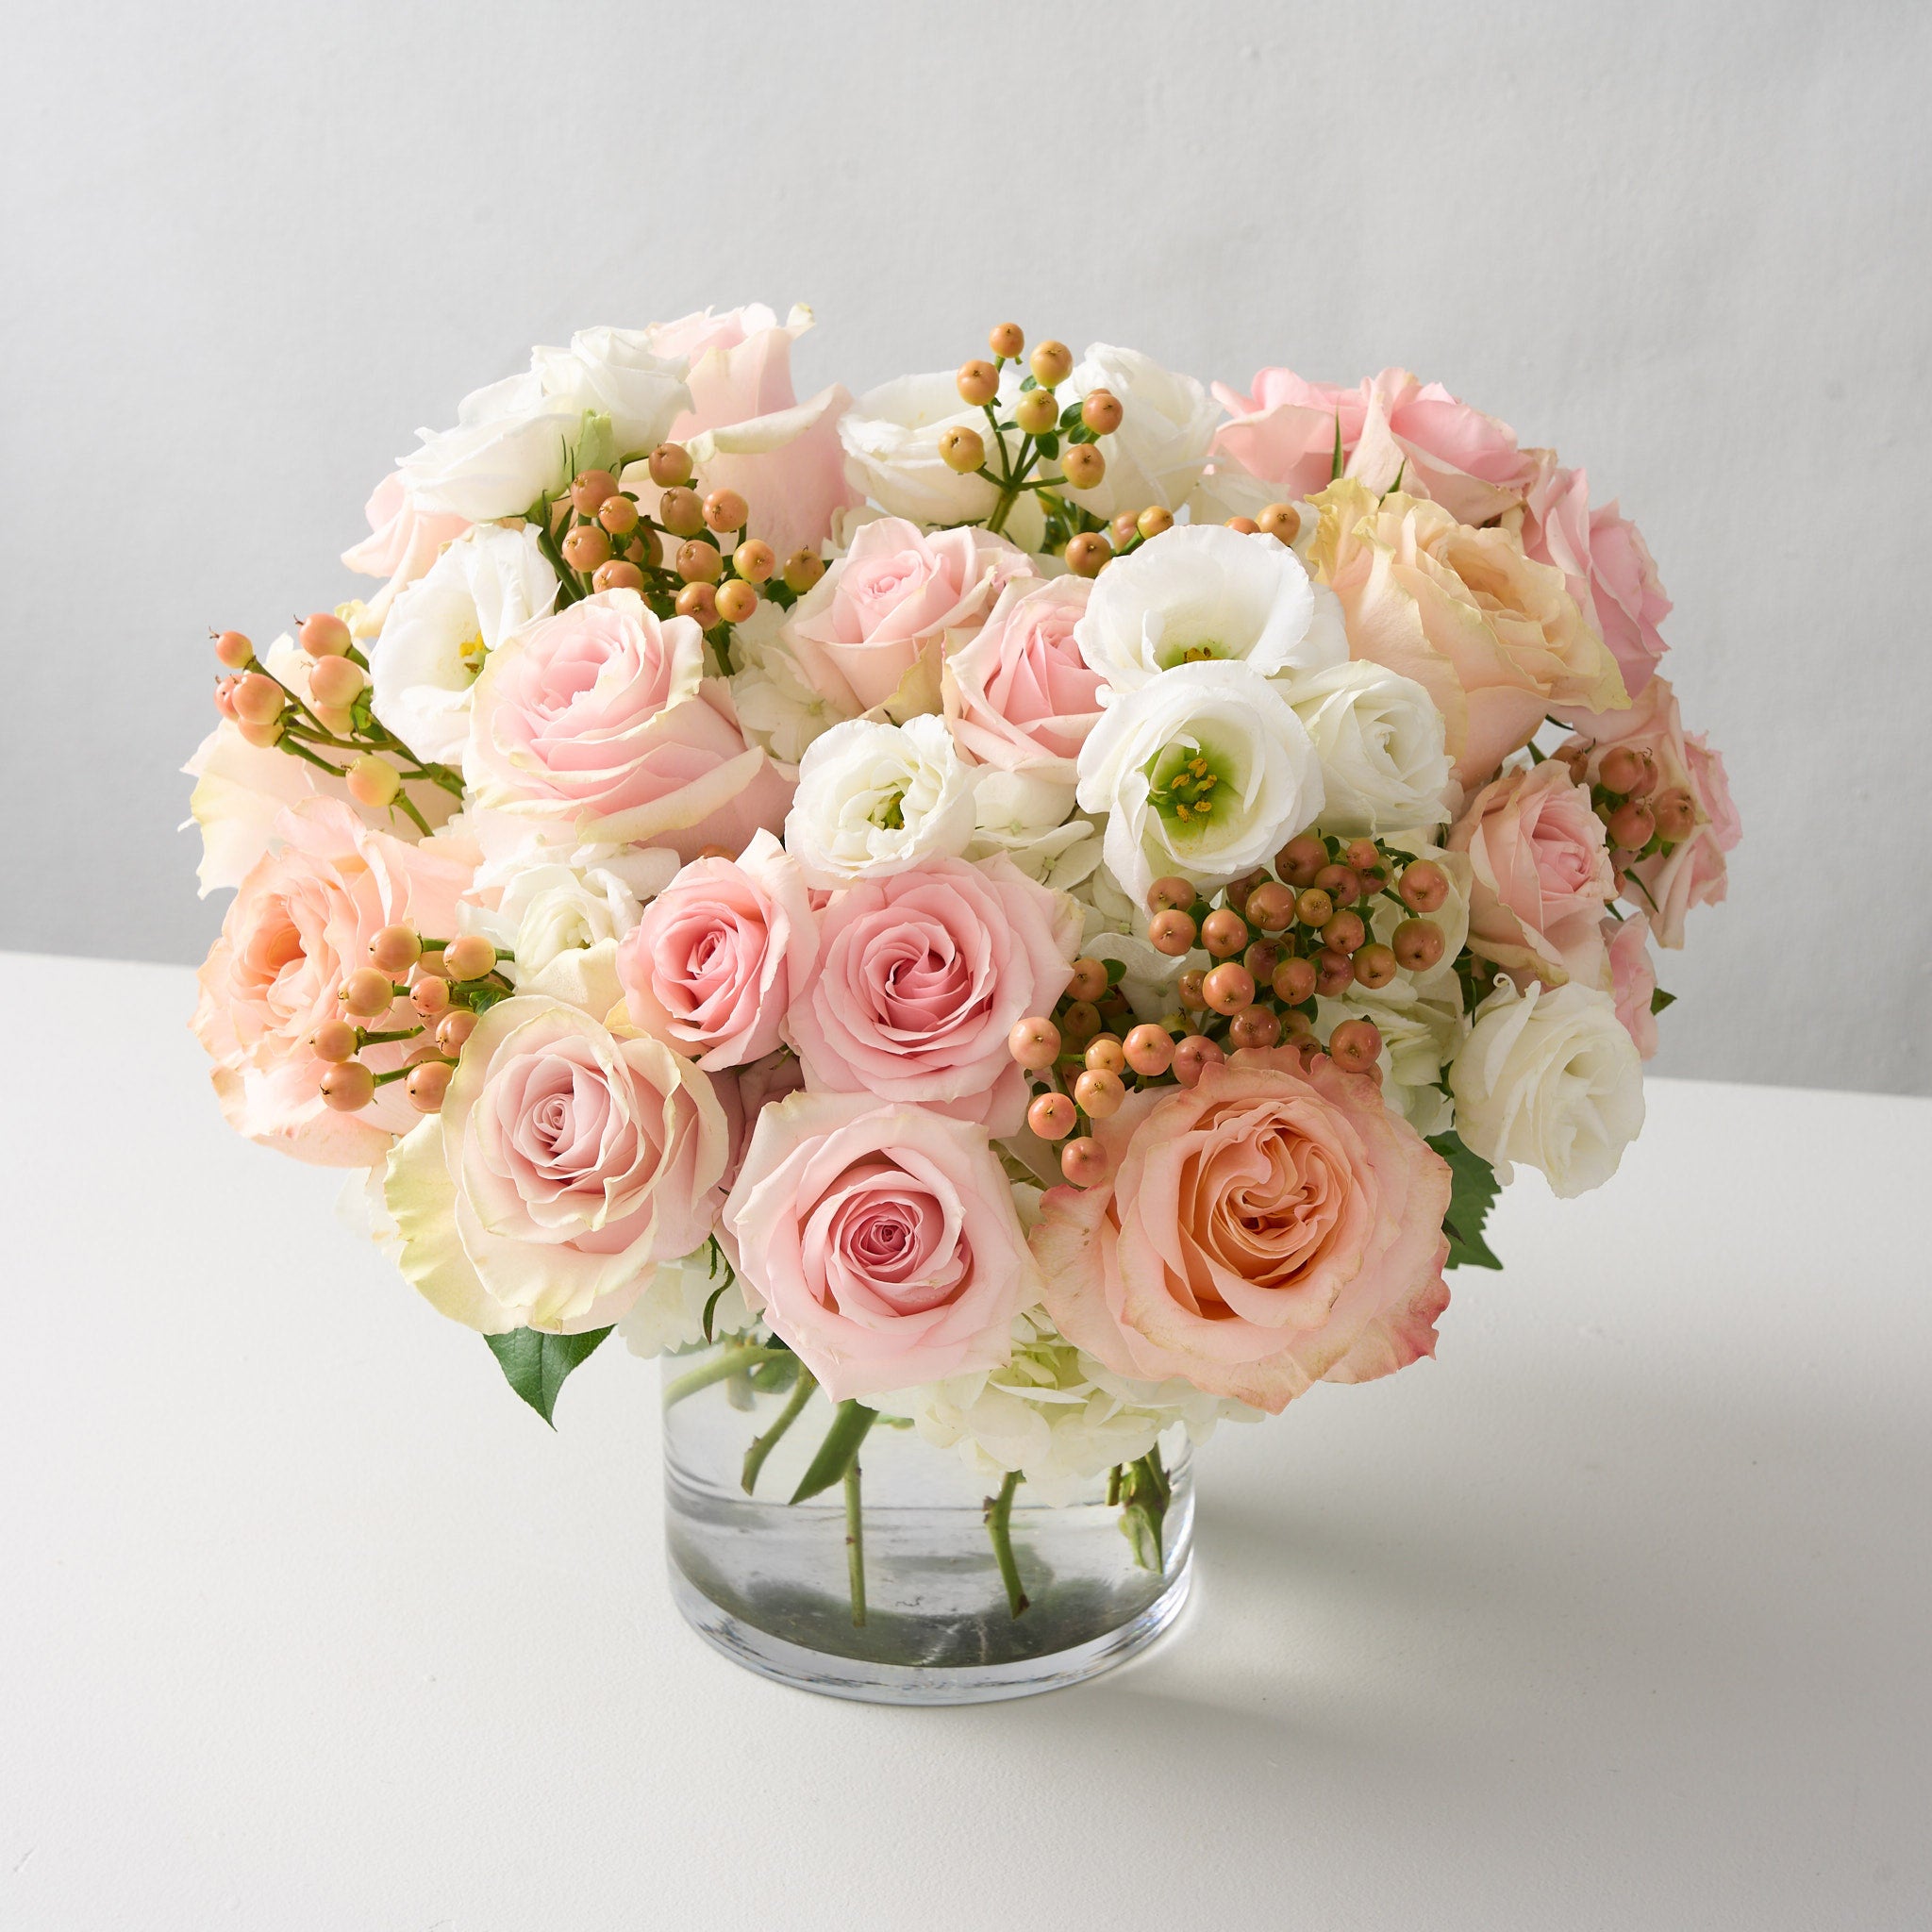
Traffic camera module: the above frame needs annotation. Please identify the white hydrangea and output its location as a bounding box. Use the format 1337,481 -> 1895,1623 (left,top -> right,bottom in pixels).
1316,980 -> 1466,1139
726,601 -> 857,771
966,768 -> 1102,891
620,1245 -> 751,1359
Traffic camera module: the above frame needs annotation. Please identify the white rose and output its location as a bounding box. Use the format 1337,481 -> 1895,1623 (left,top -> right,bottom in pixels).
398,370 -> 585,522
966,767 -> 1102,891
839,373 -> 1044,544
1316,979 -> 1466,1138
1074,658 -> 1325,906
1073,522 -> 1345,693
1060,342 -> 1222,521
1285,658 -> 1453,835
368,524 -> 559,763
1448,980 -> 1644,1198
724,600 -> 857,771
784,713 -> 975,884
529,325 -> 691,458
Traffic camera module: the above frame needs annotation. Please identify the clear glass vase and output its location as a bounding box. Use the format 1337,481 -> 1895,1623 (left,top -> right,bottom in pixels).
659,1340 -> 1193,1704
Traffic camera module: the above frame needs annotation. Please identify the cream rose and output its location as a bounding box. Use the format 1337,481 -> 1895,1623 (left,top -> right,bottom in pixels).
1285,658 -> 1452,835
1059,342 -> 1223,521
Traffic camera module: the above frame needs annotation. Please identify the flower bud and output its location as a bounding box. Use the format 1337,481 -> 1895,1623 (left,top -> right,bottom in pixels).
561,524 -> 611,573
1257,503 -> 1302,544
312,1018 -> 359,1064
733,539 -> 776,583
675,582 -> 719,625
441,934 -> 496,982
320,1060 -> 376,1113
704,489 -> 748,534
1123,1024 -> 1175,1077
1028,1091 -> 1076,1141
957,359 -> 1000,407
1065,532 -> 1110,577
939,425 -> 987,475
1080,390 -> 1123,435
345,756 -> 401,808
598,492 -> 640,535
1008,1016 -> 1061,1071
570,469 -> 618,515
1136,506 -> 1174,541
989,323 -> 1024,359
1060,443 -> 1106,490
1029,340 -> 1074,387
1147,908 -> 1197,957
647,443 -> 693,488
592,560 -> 644,593
658,487 -> 706,537
783,549 -> 825,593
368,924 -> 422,974
213,629 -> 254,670
299,611 -> 352,658
341,966 -> 395,1018
676,539 -> 724,584
406,1061 -> 454,1113
308,654 -> 367,708
232,672 -> 286,727
1013,388 -> 1059,434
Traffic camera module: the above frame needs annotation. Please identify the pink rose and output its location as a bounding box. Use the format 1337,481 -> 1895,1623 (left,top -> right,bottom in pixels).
385,997 -> 728,1334
1556,675 -> 1740,947
1033,1049 -> 1452,1414
1606,911 -> 1659,1059
721,1091 -> 1037,1402
784,855 -> 1081,1136
781,517 -> 1036,714
192,797 -> 473,1167
715,1049 -> 809,1191
639,305 -> 858,558
616,828 -> 817,1070
941,575 -> 1105,780
1212,367 -> 1535,525
340,471 -> 470,630
1516,454 -> 1672,698
466,588 -> 791,860
1448,758 -> 1616,989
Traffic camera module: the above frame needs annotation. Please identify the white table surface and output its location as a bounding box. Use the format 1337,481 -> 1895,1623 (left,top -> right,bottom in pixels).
3,950 -> 1927,1931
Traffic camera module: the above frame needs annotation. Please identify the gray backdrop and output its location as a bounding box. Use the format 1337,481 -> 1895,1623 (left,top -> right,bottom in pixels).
4,1 -> 1927,1095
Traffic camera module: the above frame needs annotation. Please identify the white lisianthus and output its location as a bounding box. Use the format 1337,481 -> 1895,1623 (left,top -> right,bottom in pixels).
1074,658 -> 1325,906
871,1310 -> 1255,1506
1284,658 -> 1453,835
785,713 -> 975,884
1073,523 -> 1344,693
1316,980 -> 1467,1138
839,373 -> 1042,545
966,767 -> 1102,891
1448,980 -> 1644,1198
1059,342 -> 1223,521
368,524 -> 559,763
725,601 -> 858,771
620,1245 -> 750,1359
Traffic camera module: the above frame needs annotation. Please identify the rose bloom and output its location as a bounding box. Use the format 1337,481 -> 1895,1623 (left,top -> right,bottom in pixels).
1556,675 -> 1740,947
781,516 -> 1035,714
721,1091 -> 1039,1403
1448,980 -> 1644,1198
617,828 -> 818,1070
1211,365 -> 1536,525
1513,453 -> 1672,699
385,993 -> 729,1335
1033,1048 -> 1453,1414
1309,478 -> 1628,785
785,854 -> 1081,1136
1059,342 -> 1223,520
714,1048 -> 809,1191
1449,758 -> 1616,989
192,797 -> 473,1167
466,589 -> 791,860
621,303 -> 858,559
1605,910 -> 1659,1059
341,470 -> 470,634
942,575 -> 1105,784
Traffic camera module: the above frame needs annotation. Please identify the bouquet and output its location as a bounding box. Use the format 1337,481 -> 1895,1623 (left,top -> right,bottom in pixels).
186,307 -> 1738,1640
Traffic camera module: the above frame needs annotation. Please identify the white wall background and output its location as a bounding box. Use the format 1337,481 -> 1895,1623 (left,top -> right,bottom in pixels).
3,0 -> 1926,1094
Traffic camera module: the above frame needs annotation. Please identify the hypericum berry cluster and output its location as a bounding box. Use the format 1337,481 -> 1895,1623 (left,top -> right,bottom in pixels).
1006,837 -> 1457,1189
209,613 -> 462,835
1558,739 -> 1698,878
311,926 -> 511,1117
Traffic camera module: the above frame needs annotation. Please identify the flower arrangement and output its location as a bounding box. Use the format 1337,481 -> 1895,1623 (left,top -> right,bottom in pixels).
187,308 -> 1738,1648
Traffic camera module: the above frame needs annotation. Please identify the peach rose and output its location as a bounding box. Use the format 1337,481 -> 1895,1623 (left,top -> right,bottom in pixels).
385,995 -> 727,1334
1211,366 -> 1535,525
341,470 -> 471,632
1449,758 -> 1616,989
466,589 -> 791,860
784,854 -> 1081,1136
941,574 -> 1104,782
1309,478 -> 1627,785
616,829 -> 817,1070
1606,911 -> 1659,1059
1555,675 -> 1740,947
192,797 -> 473,1167
1514,453 -> 1672,698
1033,1049 -> 1452,1414
721,1091 -> 1038,1402
781,517 -> 1036,714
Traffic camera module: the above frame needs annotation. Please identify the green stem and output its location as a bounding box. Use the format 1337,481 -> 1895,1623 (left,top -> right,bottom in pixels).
659,1341 -> 774,1409
985,1471 -> 1029,1618
843,1457 -> 868,1627
741,1367 -> 818,1495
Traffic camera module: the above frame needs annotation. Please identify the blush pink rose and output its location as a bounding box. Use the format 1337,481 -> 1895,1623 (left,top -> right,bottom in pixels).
1212,367 -> 1535,525
1556,675 -> 1740,947
1033,1049 -> 1453,1414
340,471 -> 470,630
720,1091 -> 1037,1402
1448,758 -> 1616,989
616,828 -> 817,1070
941,575 -> 1105,781
192,797 -> 473,1167
637,305 -> 858,558
1516,454 -> 1672,698
781,517 -> 1036,714
385,997 -> 728,1334
715,1048 -> 809,1191
1606,911 -> 1659,1059
466,588 -> 791,860
784,855 -> 1081,1137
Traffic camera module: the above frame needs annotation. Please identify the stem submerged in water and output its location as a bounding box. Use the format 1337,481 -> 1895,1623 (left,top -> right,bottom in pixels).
985,1470 -> 1029,1618
741,1367 -> 818,1495
843,1457 -> 867,1626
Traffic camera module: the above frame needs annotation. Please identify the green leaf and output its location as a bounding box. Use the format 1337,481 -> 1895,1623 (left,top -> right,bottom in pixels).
1035,431 -> 1060,459
1058,399 -> 1084,429
1427,1130 -> 1504,1272
791,1399 -> 878,1503
1650,987 -> 1676,1015
1330,411 -> 1345,482
1116,1451 -> 1170,1571
483,1325 -> 614,1426
1104,957 -> 1128,986
1019,373 -> 1038,391
1066,422 -> 1097,445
